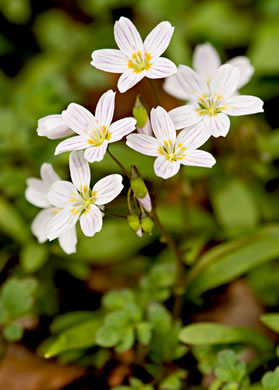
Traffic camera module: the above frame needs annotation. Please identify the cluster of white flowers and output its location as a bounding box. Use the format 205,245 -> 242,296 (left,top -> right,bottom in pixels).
26,17 -> 264,254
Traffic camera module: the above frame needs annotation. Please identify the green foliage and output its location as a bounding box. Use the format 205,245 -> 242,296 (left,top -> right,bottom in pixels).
262,367 -> 279,390
20,240 -> 48,273
214,350 -> 249,389
260,313 -> 279,333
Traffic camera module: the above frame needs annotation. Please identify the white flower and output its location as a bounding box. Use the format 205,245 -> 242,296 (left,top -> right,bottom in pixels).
168,64 -> 264,138
126,106 -> 215,179
55,90 -> 136,162
164,42 -> 254,100
37,114 -> 75,140
25,163 -> 77,254
46,151 -> 124,241
91,17 -> 177,93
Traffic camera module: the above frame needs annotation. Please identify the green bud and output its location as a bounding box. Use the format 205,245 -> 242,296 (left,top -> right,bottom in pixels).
133,96 -> 148,128
141,216 -> 154,234
127,214 -> 140,232
130,166 -> 147,199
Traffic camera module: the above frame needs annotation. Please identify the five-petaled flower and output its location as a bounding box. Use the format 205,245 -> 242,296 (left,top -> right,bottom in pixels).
55,90 -> 137,162
46,151 -> 124,241
25,163 -> 77,254
164,42 -> 254,100
126,106 -> 216,179
168,64 -> 264,138
91,17 -> 177,93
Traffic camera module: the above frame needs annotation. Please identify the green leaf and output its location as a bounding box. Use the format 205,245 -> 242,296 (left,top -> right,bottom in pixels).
104,311 -> 130,329
103,289 -> 135,311
261,313 -> 279,333
160,369 -> 186,390
50,311 -> 97,334
96,326 -> 120,348
215,350 -> 246,384
179,323 -> 273,352
185,226 -> 279,299
262,367 -> 279,390
20,240 -> 48,273
148,303 -> 171,334
116,327 -> 135,352
3,323 -> 24,341
136,322 -> 152,345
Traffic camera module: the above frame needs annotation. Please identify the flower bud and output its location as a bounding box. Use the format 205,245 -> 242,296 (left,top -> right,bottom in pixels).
127,214 -> 140,232
137,192 -> 152,212
133,96 -> 152,136
130,166 -> 147,199
141,215 -> 154,234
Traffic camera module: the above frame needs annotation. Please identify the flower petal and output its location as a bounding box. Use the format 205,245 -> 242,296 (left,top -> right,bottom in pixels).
203,113 -> 230,137
117,70 -> 145,93
25,179 -> 50,208
95,90 -> 116,127
193,43 -> 221,83
93,174 -> 123,205
37,115 -> 74,140
180,150 -> 216,168
144,21 -> 174,58
137,192 -> 152,212
58,226 -> 77,254
31,208 -> 56,243
154,156 -> 180,179
109,117 -> 137,142
80,204 -> 103,237
209,64 -> 239,98
40,163 -> 60,187
151,106 -> 176,143
47,181 -> 82,208
163,74 -> 188,100
62,103 -> 98,136
227,56 -> 254,89
114,17 -> 143,56
69,151 -> 91,193
176,122 -> 211,151
176,65 -> 209,101
168,104 -> 201,130
126,133 -> 160,156
146,57 -> 177,79
222,95 -> 264,116
84,141 -> 108,163
91,49 -> 128,73
47,208 -> 81,241
137,116 -> 152,136
55,136 -> 89,155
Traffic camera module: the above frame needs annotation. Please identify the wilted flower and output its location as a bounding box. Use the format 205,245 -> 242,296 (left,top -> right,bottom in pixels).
46,151 -> 124,241
126,106 -> 215,179
164,42 -> 254,100
54,90 -> 136,162
168,64 -> 264,137
25,163 -> 77,254
91,17 -> 177,93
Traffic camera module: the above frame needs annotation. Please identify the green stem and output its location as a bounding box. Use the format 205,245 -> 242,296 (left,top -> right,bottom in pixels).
209,378 -> 223,390
103,211 -> 126,219
107,149 -> 130,178
148,79 -> 161,105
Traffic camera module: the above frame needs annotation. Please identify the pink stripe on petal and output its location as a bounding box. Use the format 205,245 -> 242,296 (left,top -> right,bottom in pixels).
163,74 -> 188,100
177,65 -> 209,101
80,204 -> 103,237
55,136 -> 89,155
114,17 -> 143,56
62,103 -> 98,136
95,90 -> 116,127
91,49 -> 128,73
69,151 -> 91,192
84,141 -> 108,163
126,133 -> 160,156
109,117 -> 137,142
169,105 -> 201,130
154,156 -> 180,179
93,174 -> 123,205
150,106 -> 176,143
47,181 -> 82,208
144,21 -> 174,58
146,57 -> 177,79
181,150 -> 216,168
209,64 -> 239,98
47,208 -> 81,241
117,70 -> 145,93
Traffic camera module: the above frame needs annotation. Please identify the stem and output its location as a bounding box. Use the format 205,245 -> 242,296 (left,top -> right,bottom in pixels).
148,79 -> 161,105
107,149 -> 130,178
103,211 -> 126,219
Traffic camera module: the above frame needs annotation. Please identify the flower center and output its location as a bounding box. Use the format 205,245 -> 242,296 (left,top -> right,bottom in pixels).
197,93 -> 225,117
88,125 -> 111,146
157,139 -> 187,162
128,51 -> 152,74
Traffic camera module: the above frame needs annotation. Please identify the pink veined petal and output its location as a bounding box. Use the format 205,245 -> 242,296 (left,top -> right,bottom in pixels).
31,208 -> 57,243
168,105 -> 201,130
37,114 -> 74,140
69,151 -> 91,193
62,103 -> 98,136
25,178 -> 50,208
193,43 -> 221,83
47,180 -> 82,208
137,116 -> 152,136
126,133 -> 160,157
203,113 -> 230,137
58,226 -> 77,254
117,70 -> 145,93
150,106 -> 176,143
80,204 -> 103,237
137,192 -> 152,212
144,21 -> 174,58
146,57 -> 177,79
154,156 -> 180,179
180,150 -> 216,168
40,163 -> 60,187
93,174 -> 124,205
95,90 -> 116,127
209,64 -> 239,98
55,136 -> 89,155
176,65 -> 209,101
109,117 -> 137,142
84,140 -> 108,163
46,208 -> 81,241
163,74 -> 188,100
227,56 -> 254,89
91,49 -> 128,73
176,123 -> 211,151
222,95 -> 264,116
114,17 -> 143,56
